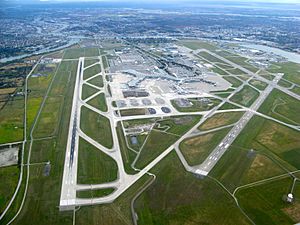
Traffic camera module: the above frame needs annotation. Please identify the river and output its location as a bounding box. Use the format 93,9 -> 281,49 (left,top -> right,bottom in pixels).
241,44 -> 300,64
0,38 -> 80,63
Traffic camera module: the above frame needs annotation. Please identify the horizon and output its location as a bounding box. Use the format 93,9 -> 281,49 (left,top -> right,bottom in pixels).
3,0 -> 300,4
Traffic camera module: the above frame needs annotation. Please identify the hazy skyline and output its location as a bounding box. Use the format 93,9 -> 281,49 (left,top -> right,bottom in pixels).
4,0 -> 300,3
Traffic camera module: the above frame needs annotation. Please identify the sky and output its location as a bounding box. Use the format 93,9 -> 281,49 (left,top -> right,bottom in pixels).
2,0 -> 300,5
3,0 -> 300,2
45,0 -> 300,2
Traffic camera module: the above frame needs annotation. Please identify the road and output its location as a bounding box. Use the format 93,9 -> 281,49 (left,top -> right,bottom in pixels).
199,49 -> 300,101
59,46 -> 300,209
60,57 -> 83,210
193,73 -> 282,175
59,54 -> 223,208
0,57 -> 41,221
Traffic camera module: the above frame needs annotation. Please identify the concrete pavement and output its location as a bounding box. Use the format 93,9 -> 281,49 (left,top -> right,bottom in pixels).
192,73 -> 282,176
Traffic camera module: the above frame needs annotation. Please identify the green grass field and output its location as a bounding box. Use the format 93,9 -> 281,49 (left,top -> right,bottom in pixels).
211,145 -> 287,192
234,116 -> 300,169
223,76 -> 243,87
236,177 -> 297,225
0,96 -> 24,143
77,188 -> 115,198
217,50 -> 237,58
116,122 -> 137,174
258,89 -> 300,125
32,60 -> 78,139
0,49 -> 121,225
49,60 -> 78,96
102,56 -> 109,69
219,102 -> 241,110
1,58 -> 79,224
33,96 -> 63,138
83,48 -> 100,57
87,75 -> 104,88
179,40 -> 218,51
226,68 -> 247,75
84,59 -> 99,67
267,62 -> 300,85
215,63 -> 235,70
120,108 -> 147,117
154,116 -> 201,136
81,84 -> 99,100
179,127 -> 231,166
212,66 -> 230,75
28,64 -> 56,98
80,106 -> 113,149
75,175 -> 151,225
63,48 -> 83,59
134,152 -> 251,225
237,74 -> 251,81
198,51 -> 228,64
26,97 -> 43,134
278,79 -> 293,88
127,134 -> 148,152
87,92 -> 108,112
259,73 -> 275,81
29,138 -> 56,163
77,138 -> 118,184
0,166 -> 19,214
291,86 -> 300,95
63,47 -> 100,59
199,111 -> 244,131
214,92 -> 232,98
230,85 -> 259,107
249,79 -> 268,90
134,130 -> 178,169
83,64 -> 101,80
123,118 -> 157,128
223,55 -> 259,73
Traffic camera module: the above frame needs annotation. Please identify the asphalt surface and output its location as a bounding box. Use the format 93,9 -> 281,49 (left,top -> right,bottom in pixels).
60,58 -> 83,210
193,73 -> 282,175
59,47 -> 300,209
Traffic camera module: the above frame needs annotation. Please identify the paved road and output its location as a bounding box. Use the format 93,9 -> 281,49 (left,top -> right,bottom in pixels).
0,57 -> 42,221
60,57 -> 83,210
60,54 -> 227,208
193,73 -> 282,175
59,46 -> 300,209
200,49 -> 300,101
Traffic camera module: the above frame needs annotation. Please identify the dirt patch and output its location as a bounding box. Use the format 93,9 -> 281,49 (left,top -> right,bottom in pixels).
185,133 -> 213,146
200,112 -> 242,130
282,202 -> 300,222
0,87 -> 16,95
256,122 -> 300,154
0,147 -> 19,167
243,154 -> 285,184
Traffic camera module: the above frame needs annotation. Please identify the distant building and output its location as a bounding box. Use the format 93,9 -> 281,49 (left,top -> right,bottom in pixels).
123,90 -> 149,98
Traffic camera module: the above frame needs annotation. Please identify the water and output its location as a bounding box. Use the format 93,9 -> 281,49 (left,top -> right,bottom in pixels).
0,38 -> 80,63
241,44 -> 300,64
